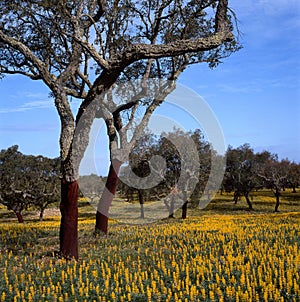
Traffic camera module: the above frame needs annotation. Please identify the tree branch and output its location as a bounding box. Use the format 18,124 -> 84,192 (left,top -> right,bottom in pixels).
0,67 -> 41,80
72,35 -> 110,70
215,0 -> 229,32
116,30 -> 233,65
0,30 -> 55,85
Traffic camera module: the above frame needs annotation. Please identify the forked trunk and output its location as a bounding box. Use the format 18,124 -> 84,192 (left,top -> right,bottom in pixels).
95,160 -> 122,234
59,179 -> 79,260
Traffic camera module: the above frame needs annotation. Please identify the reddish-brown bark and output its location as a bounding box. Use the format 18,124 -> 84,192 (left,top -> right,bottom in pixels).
59,179 -> 78,260
16,212 -> 24,223
95,160 -> 122,234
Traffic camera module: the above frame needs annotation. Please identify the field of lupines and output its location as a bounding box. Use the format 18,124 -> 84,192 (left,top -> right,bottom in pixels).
0,192 -> 299,302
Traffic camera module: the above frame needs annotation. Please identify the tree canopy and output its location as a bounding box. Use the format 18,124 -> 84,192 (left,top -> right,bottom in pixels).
0,0 -> 241,258
0,146 -> 60,222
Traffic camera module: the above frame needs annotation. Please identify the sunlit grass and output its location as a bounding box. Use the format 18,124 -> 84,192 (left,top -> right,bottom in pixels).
205,189 -> 300,214
0,190 -> 299,301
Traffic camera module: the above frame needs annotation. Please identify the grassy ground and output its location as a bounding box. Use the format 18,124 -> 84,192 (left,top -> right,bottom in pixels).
203,189 -> 300,214
0,190 -> 299,301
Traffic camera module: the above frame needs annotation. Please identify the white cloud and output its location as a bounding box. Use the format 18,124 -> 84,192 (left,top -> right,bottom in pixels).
0,100 -> 53,113
24,92 -> 49,99
218,83 -> 262,94
217,74 -> 300,94
0,124 -> 57,132
22,100 -> 53,108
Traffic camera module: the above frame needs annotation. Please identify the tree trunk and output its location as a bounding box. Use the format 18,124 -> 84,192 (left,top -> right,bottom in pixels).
274,188 -> 280,212
168,198 -> 175,218
15,211 -> 24,223
244,192 -> 253,210
181,201 -> 188,219
138,190 -> 145,219
233,191 -> 239,204
39,208 -> 45,221
95,160 -> 122,234
59,179 -> 78,260
164,199 -> 170,212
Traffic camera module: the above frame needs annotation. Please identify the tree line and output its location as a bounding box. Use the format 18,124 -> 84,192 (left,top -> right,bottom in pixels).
82,128 -> 300,218
1,131 -> 299,223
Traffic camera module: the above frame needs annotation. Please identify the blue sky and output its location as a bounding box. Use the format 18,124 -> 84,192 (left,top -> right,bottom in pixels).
0,0 -> 299,172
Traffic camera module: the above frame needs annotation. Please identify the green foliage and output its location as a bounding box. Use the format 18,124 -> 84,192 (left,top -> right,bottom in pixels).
79,174 -> 105,207
0,0 -> 241,90
0,146 -> 60,221
118,128 -> 212,204
222,144 -> 300,211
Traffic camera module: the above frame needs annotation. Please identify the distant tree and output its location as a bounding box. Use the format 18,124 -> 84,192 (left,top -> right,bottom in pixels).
0,146 -> 60,222
256,153 -> 289,212
163,128 -> 225,218
119,128 -> 200,219
158,133 -> 181,191
189,129 -> 212,206
0,146 -> 32,222
223,144 -> 258,210
287,162 -> 300,193
118,130 -> 167,219
79,174 -> 105,207
29,156 -> 60,221
124,127 -> 221,219
117,180 -> 136,203
158,134 -> 181,218
155,128 -> 199,219
0,0 -> 240,258
128,131 -> 158,219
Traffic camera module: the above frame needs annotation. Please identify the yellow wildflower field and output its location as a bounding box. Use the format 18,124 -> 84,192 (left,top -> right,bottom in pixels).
0,193 -> 299,301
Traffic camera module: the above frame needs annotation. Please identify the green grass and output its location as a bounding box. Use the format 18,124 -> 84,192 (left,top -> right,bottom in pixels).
0,189 -> 299,301
0,189 -> 299,224
203,189 -> 300,214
